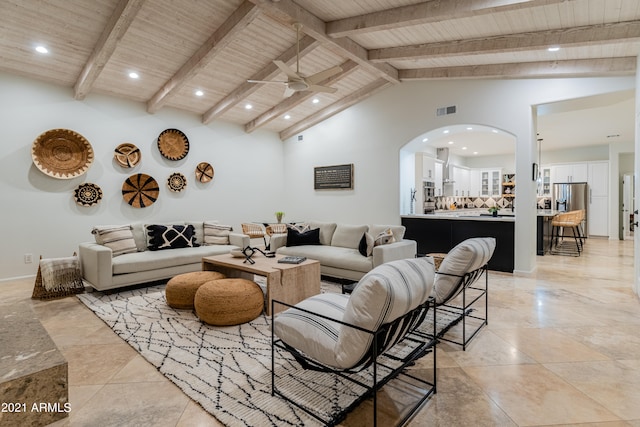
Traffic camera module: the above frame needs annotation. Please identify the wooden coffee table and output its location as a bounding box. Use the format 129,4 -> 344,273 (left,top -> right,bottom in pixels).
202,252 -> 320,315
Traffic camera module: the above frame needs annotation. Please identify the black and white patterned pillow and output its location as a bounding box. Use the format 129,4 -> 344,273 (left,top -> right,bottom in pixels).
146,224 -> 199,251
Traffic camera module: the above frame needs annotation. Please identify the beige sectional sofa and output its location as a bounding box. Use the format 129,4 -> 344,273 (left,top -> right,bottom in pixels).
79,221 -> 249,291
270,221 -> 417,281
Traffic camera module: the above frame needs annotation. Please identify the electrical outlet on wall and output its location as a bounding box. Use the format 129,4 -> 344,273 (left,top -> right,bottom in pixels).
24,253 -> 33,264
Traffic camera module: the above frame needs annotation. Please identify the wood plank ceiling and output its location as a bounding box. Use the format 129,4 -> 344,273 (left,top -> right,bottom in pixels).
1,0 -> 638,140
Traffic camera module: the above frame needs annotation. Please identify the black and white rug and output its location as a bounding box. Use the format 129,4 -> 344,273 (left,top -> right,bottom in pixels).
77,281 -> 464,426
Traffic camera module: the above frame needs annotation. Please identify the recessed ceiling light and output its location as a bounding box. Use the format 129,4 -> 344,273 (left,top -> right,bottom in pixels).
312,98 -> 320,104
128,72 -> 139,79
466,127 -> 473,130
491,129 -> 498,133
35,45 -> 48,54
195,90 -> 204,97
447,141 -> 454,145
548,46 -> 560,52
284,114 -> 291,120
473,151 -> 478,155
462,147 -> 468,150
245,104 -> 252,110
443,130 -> 450,134
422,138 -> 428,142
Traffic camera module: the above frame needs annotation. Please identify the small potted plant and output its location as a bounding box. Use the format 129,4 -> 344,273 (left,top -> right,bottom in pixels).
488,206 -> 500,217
275,211 -> 285,223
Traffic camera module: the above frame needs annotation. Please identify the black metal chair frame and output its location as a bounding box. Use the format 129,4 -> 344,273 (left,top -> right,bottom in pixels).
271,297 -> 437,427
416,264 -> 488,351
549,213 -> 585,256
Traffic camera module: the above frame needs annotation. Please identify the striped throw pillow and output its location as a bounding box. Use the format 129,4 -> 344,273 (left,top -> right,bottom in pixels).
204,222 -> 233,245
92,225 -> 138,257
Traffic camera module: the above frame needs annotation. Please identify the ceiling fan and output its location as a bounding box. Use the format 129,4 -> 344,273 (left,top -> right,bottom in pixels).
248,23 -> 343,97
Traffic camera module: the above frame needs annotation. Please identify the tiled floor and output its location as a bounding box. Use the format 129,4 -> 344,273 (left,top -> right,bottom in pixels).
2,238 -> 639,426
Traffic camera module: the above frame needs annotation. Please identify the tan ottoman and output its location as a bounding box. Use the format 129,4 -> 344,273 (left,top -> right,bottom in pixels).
194,278 -> 264,326
165,271 -> 226,309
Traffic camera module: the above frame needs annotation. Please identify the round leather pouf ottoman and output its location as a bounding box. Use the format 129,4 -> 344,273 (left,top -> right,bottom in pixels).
194,278 -> 264,326
165,271 -> 226,309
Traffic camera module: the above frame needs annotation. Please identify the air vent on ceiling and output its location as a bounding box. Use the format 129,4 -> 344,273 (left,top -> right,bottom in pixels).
436,105 -> 457,116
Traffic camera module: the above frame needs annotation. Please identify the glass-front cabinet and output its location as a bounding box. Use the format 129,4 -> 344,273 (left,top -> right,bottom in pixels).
475,168 -> 502,197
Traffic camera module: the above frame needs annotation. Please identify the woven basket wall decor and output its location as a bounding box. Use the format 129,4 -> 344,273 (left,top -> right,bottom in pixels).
195,162 -> 214,183
114,143 -> 141,168
157,128 -> 189,160
74,183 -> 103,207
31,128 -> 94,179
122,173 -> 159,208
167,172 -> 187,192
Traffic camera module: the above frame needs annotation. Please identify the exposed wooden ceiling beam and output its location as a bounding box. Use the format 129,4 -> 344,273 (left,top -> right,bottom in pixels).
279,78 -> 392,141
248,0 -> 399,84
202,35 -> 319,124
244,60 -> 358,133
370,21 -> 640,62
73,0 -> 146,100
147,1 -> 260,113
399,57 -> 637,80
326,0 -> 568,38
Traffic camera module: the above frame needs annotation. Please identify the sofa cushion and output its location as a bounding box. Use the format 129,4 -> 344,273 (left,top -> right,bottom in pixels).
146,224 -> 199,251
369,224 -> 406,242
373,228 -> 396,246
92,225 -> 138,257
204,222 -> 232,245
307,220 -> 337,246
185,221 -> 205,246
286,227 -> 321,247
277,245 -> 373,273
331,224 -> 368,249
432,237 -> 496,304
112,245 -> 237,275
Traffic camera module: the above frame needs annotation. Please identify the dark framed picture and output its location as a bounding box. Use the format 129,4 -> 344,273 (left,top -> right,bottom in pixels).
314,164 -> 354,190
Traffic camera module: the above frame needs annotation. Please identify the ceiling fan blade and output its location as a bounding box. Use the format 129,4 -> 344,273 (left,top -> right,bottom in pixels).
273,60 -> 301,81
305,66 -> 343,85
247,79 -> 287,84
307,84 -> 338,94
283,86 -> 296,98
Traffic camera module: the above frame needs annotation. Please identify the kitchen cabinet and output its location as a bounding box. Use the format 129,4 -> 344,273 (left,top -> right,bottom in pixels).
552,163 -> 588,183
588,161 -> 609,236
434,160 -> 443,196
452,165 -> 470,197
470,169 -> 481,197
422,155 -> 436,180
470,168 -> 502,197
538,166 -> 551,196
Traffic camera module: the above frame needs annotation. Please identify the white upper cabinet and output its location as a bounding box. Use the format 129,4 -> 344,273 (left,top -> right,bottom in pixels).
434,160 -> 443,196
422,155 -> 436,180
552,163 -> 588,183
588,161 -> 608,197
452,165 -> 470,197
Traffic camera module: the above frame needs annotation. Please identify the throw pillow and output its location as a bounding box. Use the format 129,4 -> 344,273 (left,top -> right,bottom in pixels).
287,223 -> 310,233
146,224 -> 199,251
286,227 -> 321,247
358,232 -> 374,257
373,228 -> 396,246
92,225 -> 138,257
203,222 -> 233,245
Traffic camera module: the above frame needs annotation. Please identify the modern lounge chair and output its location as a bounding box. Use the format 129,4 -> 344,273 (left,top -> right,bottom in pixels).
425,237 -> 496,350
271,256 -> 437,426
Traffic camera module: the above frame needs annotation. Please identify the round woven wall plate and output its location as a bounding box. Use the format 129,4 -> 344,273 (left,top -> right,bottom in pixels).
74,183 -> 102,207
122,173 -> 159,208
114,143 -> 141,168
167,172 -> 187,192
157,129 -> 189,161
195,162 -> 214,183
31,128 -> 94,179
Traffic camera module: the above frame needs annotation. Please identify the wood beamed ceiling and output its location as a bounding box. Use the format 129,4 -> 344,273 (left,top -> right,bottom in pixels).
1,0 -> 638,140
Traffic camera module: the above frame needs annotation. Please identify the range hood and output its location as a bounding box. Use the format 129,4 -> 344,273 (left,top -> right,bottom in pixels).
437,147 -> 455,183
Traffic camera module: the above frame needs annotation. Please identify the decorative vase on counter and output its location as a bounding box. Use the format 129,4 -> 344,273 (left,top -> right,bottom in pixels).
492,211 -> 498,217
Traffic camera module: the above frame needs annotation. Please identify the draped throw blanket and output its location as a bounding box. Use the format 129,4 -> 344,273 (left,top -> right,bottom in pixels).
39,256 -> 83,292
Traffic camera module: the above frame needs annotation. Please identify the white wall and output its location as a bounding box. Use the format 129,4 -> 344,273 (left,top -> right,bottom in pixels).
0,73 -> 285,281
282,77 -> 635,274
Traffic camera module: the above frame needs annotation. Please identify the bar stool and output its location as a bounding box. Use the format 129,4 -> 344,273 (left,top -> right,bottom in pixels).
549,210 -> 582,256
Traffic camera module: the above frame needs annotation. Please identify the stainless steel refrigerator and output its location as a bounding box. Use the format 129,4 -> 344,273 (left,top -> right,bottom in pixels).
553,182 -> 589,236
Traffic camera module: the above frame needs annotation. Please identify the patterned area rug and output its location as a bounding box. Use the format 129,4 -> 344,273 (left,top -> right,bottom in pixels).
77,281 -> 465,426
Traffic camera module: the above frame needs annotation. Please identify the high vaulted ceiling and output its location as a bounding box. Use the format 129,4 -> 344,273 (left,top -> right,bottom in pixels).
1,0 -> 639,141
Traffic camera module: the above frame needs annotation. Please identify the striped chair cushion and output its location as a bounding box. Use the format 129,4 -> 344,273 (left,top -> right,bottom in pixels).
274,256 -> 435,370
432,237 -> 496,304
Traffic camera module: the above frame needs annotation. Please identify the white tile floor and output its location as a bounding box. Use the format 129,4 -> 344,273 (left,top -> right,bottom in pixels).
2,238 -> 639,426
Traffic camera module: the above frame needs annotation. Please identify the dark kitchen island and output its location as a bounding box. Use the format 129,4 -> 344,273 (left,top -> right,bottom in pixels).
401,213 -> 515,272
